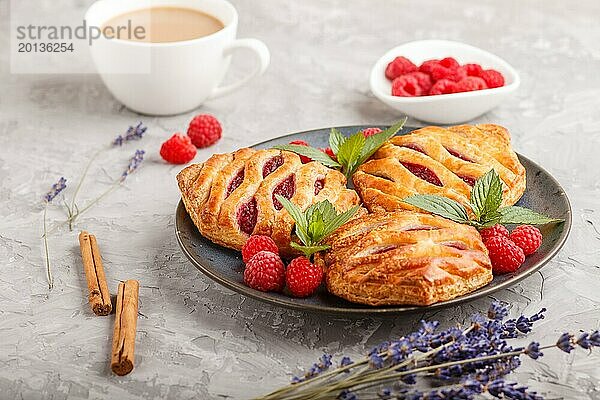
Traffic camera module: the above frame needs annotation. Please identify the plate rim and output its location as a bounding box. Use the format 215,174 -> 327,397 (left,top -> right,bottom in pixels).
175,125 -> 573,315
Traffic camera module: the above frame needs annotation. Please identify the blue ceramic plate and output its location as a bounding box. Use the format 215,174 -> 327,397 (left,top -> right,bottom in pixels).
175,125 -> 572,315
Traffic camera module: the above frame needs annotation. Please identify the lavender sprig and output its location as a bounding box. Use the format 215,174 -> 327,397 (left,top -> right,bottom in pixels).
112,122 -> 146,146
257,303 -> 599,400
68,122 -> 147,230
43,177 -> 67,203
65,149 -> 145,226
120,149 -> 145,181
42,177 -> 67,289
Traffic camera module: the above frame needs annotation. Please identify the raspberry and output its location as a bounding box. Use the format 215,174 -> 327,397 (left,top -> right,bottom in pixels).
484,236 -> 525,274
455,77 -> 488,93
385,56 -> 417,80
159,133 -> 197,164
242,235 -> 279,263
480,69 -> 505,88
362,127 -> 383,137
509,225 -> 543,256
322,147 -> 337,160
403,71 -> 433,93
391,75 -> 423,97
463,63 -> 484,77
289,140 -> 312,163
285,257 -> 323,297
187,114 -> 222,148
439,57 -> 460,69
479,224 -> 509,242
428,79 -> 457,95
244,251 -> 285,292
430,65 -> 467,82
418,59 -> 440,75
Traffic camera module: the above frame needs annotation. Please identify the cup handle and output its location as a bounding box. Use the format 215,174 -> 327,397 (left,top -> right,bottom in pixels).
209,38 -> 270,99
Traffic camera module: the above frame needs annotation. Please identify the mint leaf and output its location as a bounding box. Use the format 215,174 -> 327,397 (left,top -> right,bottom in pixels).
479,210 -> 502,227
329,128 -> 345,155
273,144 -> 341,168
470,169 -> 503,220
336,132 -> 366,179
357,117 -> 407,166
498,206 -> 564,225
277,197 -> 359,258
275,195 -> 311,246
290,242 -> 330,258
320,205 -> 360,240
402,194 -> 470,224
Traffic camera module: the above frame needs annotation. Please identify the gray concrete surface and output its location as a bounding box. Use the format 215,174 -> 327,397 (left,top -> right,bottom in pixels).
1,0 -> 599,399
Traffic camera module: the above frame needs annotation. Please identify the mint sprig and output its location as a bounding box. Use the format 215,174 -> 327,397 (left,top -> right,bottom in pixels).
274,118 -> 407,180
275,195 -> 359,258
402,169 -> 563,228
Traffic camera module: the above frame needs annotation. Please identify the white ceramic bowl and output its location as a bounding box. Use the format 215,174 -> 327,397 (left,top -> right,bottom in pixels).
370,40 -> 520,124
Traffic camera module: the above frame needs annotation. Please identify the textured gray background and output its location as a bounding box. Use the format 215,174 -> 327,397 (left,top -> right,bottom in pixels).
1,0 -> 599,399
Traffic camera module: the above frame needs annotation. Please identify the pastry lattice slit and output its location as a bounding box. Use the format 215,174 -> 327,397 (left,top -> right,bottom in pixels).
401,162 -> 442,186
314,177 -> 325,195
262,155 -> 284,178
226,169 -> 244,198
237,198 -> 258,235
272,175 -> 295,210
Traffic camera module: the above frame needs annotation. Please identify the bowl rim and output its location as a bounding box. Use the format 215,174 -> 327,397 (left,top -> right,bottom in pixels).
370,39 -> 521,103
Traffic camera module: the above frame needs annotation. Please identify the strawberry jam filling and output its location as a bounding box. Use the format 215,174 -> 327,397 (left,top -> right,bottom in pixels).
402,144 -> 427,155
237,198 -> 258,235
262,155 -> 284,178
226,170 -> 244,198
446,148 -> 473,162
401,162 -> 442,186
458,175 -> 476,186
314,178 -> 325,195
272,175 -> 296,210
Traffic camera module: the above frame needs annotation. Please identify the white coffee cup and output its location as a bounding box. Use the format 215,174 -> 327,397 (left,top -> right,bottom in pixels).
85,0 -> 270,115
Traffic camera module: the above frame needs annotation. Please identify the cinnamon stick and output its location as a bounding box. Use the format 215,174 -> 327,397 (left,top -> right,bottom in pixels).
78,231 -> 112,316
111,279 -> 139,376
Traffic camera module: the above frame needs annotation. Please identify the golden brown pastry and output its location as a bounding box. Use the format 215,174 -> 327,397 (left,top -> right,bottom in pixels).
315,211 -> 493,306
177,148 -> 361,257
353,124 -> 526,213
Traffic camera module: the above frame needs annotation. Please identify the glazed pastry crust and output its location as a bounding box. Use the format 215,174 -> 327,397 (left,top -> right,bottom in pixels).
353,124 -> 526,213
315,211 -> 493,306
177,149 -> 362,257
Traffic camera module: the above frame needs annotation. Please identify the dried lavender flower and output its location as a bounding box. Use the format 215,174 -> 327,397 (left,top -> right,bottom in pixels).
524,342 -> 543,359
43,177 -> 67,202
340,356 -> 353,367
113,122 -> 147,146
120,149 -> 145,181
556,333 -> 575,353
488,301 -> 509,321
266,306 -> 593,400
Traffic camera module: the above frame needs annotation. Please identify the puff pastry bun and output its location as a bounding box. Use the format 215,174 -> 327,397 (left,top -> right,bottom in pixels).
177,148 -> 361,257
353,124 -> 526,213
315,211 -> 493,306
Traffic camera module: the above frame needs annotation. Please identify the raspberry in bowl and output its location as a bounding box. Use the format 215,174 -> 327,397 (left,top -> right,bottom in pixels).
370,40 -> 520,124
